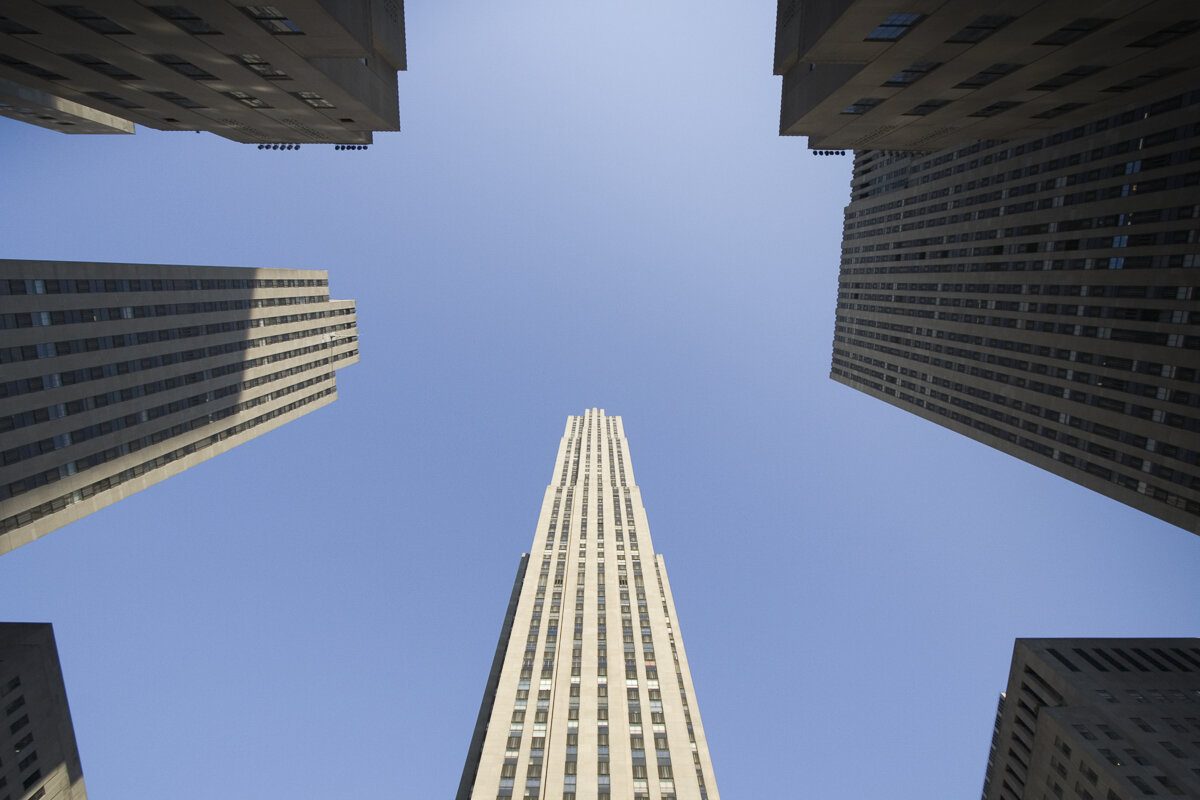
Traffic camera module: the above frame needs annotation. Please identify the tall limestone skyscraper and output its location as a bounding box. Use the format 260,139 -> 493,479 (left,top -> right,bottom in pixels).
457,410 -> 720,800
0,259 -> 358,554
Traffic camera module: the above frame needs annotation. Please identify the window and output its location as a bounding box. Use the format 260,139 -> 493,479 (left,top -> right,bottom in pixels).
904,98 -> 950,116
242,5 -> 303,34
1128,20 -> 1200,47
1103,67 -> 1185,93
293,91 -> 334,108
51,5 -> 131,34
1131,717 -> 1156,732
22,770 -> 42,790
1035,19 -> 1113,46
0,16 -> 37,34
865,12 -> 923,41
1032,65 -> 1105,91
62,53 -> 141,80
9,714 -> 29,733
842,97 -> 882,115
0,55 -> 66,81
1127,776 -> 1155,795
84,90 -> 144,109
151,6 -> 220,35
955,63 -> 1022,89
224,90 -> 270,108
149,90 -> 206,109
970,100 -> 1021,117
946,15 -> 1014,43
233,55 -> 287,80
883,61 -> 941,87
1033,103 -> 1089,119
155,54 -> 217,80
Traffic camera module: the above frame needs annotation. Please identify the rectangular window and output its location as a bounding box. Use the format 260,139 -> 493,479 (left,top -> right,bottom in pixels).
84,90 -> 144,109
149,90 -> 206,109
904,98 -> 950,116
1104,66 -> 1186,92
293,91 -> 334,108
150,6 -> 220,35
1031,65 -> 1105,91
969,100 -> 1021,117
865,12 -> 924,42
0,16 -> 38,34
945,15 -> 1014,43
51,5 -> 131,34
1035,19 -> 1113,46
1128,20 -> 1200,47
883,61 -> 941,87
955,63 -> 1022,89
0,55 -> 66,81
154,54 -> 217,80
242,5 -> 303,34
841,97 -> 882,115
233,54 -> 291,80
62,53 -> 141,80
224,90 -> 270,108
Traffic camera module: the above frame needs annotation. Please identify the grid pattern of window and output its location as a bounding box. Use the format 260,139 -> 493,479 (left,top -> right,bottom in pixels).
0,261 -> 358,553
831,92 -> 1200,534
459,411 -> 720,800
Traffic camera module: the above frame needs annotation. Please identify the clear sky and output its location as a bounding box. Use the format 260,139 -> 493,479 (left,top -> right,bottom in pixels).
2,1 -> 1198,798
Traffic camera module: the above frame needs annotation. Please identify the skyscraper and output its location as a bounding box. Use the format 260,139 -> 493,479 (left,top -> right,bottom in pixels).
0,622 -> 88,800
829,87 -> 1200,534
0,1 -> 405,145
0,259 -> 358,554
980,638 -> 1200,800
457,410 -> 721,800
773,0 -> 1200,151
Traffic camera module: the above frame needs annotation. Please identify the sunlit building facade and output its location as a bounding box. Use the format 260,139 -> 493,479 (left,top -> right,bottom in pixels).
0,259 -> 358,554
457,410 -> 721,800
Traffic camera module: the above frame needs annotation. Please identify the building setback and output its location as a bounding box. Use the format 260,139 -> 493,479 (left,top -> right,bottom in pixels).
980,638 -> 1200,800
0,259 -> 358,554
830,88 -> 1200,534
773,0 -> 1200,151
0,1 -> 405,144
0,623 -> 88,800
457,410 -> 721,800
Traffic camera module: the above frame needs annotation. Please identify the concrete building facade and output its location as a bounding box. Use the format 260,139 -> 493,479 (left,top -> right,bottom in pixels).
0,259 -> 358,554
774,0 -> 1200,151
0,623 -> 88,800
457,410 -> 721,800
830,89 -> 1200,534
981,638 -> 1200,800
0,1 -> 405,144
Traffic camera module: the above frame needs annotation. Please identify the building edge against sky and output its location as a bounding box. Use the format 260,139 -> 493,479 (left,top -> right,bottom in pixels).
458,410 -> 720,800
0,622 -> 88,800
980,638 -> 1200,800
774,2 -> 1200,534
0,259 -> 359,555
0,1 -> 405,145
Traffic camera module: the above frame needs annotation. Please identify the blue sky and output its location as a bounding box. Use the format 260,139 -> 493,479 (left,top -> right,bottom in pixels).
2,1 -> 1198,798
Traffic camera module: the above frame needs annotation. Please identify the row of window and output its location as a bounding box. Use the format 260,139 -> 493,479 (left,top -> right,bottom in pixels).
1,349 -> 353,471
0,276 -> 327,295
0,366 -> 343,502
0,306 -> 354,365
864,12 -> 1197,49
0,383 -> 338,534
0,4 -> 302,38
